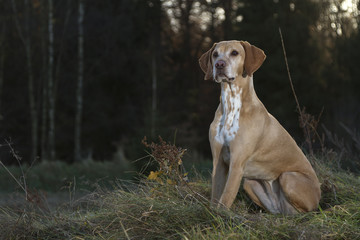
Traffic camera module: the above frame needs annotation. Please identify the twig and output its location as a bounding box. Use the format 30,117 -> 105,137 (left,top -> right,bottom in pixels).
279,28 -> 321,157
0,160 -> 26,193
279,28 -> 302,114
5,139 -> 28,200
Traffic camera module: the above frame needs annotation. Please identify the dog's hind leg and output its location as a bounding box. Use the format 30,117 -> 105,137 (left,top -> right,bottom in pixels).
279,172 -> 321,213
243,179 -> 267,210
243,179 -> 298,214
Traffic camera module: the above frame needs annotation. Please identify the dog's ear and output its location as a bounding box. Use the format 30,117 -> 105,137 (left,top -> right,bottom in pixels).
240,41 -> 266,77
199,43 -> 216,80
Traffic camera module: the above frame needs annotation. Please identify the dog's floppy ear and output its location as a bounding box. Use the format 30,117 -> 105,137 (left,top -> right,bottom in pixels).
199,43 -> 216,80
240,41 -> 266,77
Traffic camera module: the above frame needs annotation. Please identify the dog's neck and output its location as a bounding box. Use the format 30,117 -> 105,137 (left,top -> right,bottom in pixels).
220,75 -> 257,109
216,75 -> 257,144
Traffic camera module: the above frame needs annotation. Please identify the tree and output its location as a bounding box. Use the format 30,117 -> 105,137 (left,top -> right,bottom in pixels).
222,0 -> 234,39
11,0 -> 39,162
40,0 -> 49,161
234,0 -> 322,135
48,0 -> 55,161
0,23 -> 5,120
74,0 -> 85,162
149,0 -> 161,138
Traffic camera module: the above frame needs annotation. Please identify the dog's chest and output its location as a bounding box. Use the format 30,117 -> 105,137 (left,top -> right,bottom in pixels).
215,84 -> 242,145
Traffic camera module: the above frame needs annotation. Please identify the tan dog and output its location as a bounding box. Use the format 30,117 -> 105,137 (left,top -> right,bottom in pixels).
199,40 -> 321,214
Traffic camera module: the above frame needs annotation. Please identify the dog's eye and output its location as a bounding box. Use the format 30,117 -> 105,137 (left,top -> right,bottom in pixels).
231,50 -> 239,56
213,51 -> 218,58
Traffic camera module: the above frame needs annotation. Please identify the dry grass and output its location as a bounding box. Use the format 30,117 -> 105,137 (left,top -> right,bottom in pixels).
0,144 -> 359,240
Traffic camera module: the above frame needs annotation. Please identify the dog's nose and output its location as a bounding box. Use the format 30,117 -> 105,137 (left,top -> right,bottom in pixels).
215,60 -> 226,69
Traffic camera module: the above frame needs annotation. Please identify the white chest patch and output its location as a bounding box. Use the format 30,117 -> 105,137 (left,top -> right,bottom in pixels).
215,84 -> 242,145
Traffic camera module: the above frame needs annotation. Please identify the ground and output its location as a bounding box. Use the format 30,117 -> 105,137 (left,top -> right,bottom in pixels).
0,154 -> 359,239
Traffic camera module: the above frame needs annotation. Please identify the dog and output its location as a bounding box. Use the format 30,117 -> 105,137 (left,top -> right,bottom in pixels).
199,40 -> 321,214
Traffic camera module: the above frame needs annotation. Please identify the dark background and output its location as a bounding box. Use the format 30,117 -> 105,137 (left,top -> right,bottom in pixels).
0,0 -> 359,170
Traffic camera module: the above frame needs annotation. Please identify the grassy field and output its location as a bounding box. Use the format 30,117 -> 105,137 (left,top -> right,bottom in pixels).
0,153 -> 360,239
0,158 -> 135,193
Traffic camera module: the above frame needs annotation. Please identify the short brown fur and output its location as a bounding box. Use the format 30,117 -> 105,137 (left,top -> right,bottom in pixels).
199,40 -> 321,214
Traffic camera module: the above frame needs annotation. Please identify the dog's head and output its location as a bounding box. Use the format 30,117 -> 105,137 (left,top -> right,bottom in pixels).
199,40 -> 266,83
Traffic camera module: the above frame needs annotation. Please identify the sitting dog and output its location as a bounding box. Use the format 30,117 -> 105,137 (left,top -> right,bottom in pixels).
199,40 -> 321,214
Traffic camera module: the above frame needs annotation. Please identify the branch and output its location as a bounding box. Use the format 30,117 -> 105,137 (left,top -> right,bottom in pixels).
279,28 -> 301,115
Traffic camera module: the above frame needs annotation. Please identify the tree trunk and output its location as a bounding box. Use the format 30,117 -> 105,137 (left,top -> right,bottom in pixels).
74,0 -> 84,162
151,54 -> 157,138
0,25 -> 5,120
11,0 -> 38,162
25,0 -> 38,162
48,0 -> 55,161
209,1 -> 218,42
150,0 -> 161,138
41,6 -> 48,160
177,0 -> 194,90
222,0 -> 233,39
54,0 -> 72,104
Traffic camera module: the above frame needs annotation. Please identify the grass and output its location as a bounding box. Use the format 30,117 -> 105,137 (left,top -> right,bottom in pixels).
0,158 -> 134,192
0,153 -> 360,239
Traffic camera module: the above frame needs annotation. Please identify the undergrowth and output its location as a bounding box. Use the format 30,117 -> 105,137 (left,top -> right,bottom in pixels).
0,159 -> 134,192
0,138 -> 359,239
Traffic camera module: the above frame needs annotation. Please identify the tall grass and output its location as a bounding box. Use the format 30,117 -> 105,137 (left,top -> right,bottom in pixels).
0,153 -> 359,239
0,159 -> 134,192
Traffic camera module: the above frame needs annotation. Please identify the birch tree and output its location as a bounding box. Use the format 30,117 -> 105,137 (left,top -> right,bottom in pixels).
74,0 -> 84,162
41,0 -> 72,161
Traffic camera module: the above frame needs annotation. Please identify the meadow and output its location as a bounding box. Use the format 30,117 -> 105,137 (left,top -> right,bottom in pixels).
0,139 -> 359,239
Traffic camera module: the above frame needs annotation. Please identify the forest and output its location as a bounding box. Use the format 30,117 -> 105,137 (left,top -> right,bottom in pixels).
0,0 -> 359,170
1,1 -> 360,239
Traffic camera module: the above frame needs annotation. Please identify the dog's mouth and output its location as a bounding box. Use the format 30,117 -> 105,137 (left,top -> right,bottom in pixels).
214,72 -> 235,83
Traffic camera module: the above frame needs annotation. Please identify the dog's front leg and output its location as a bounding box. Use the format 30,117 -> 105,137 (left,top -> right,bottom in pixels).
218,157 -> 246,208
210,139 -> 228,205
211,155 -> 228,205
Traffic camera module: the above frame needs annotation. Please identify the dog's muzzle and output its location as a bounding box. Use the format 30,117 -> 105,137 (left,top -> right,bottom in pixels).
214,60 -> 235,82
